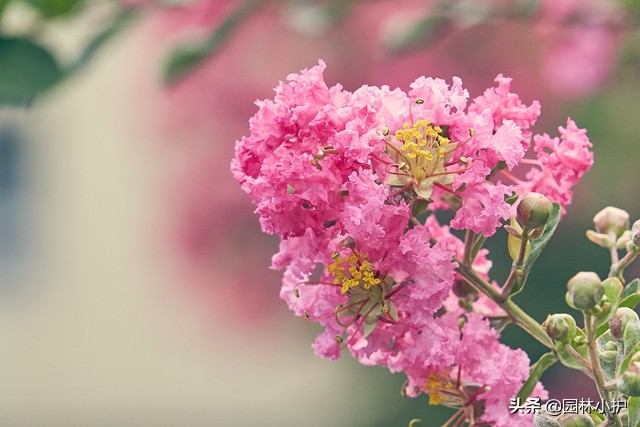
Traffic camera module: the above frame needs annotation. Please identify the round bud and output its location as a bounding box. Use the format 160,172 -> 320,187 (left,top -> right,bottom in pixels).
517,193 -> 553,229
593,207 -> 629,238
618,360 -> 640,396
566,272 -> 603,312
610,307 -> 640,340
545,313 -> 577,343
558,413 -> 595,427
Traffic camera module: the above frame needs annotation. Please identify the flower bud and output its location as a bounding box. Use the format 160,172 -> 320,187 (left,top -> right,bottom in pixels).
610,307 -> 639,341
616,230 -> 633,249
632,219 -> 640,248
557,413 -> 595,427
545,314 -> 577,343
624,319 -> 640,352
566,272 -> 603,312
534,413 -> 561,427
517,193 -> 553,229
618,359 -> 640,396
627,220 -> 640,253
593,207 -> 629,238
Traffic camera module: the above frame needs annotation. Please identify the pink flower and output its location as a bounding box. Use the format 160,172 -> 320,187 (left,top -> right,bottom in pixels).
515,118 -> 594,212
233,62 -> 579,421
451,314 -> 547,427
469,74 -> 541,150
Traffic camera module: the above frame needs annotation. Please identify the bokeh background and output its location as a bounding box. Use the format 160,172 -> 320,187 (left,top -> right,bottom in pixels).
1,0 -> 640,426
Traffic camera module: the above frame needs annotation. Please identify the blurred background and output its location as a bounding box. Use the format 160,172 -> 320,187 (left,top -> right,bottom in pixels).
1,0 -> 640,426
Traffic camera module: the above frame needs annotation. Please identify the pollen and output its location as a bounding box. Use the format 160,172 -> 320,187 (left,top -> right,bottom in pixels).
328,250 -> 382,294
425,372 -> 455,406
392,120 -> 453,183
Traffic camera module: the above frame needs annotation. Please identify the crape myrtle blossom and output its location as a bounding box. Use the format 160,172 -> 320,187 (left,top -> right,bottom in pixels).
232,61 -> 591,426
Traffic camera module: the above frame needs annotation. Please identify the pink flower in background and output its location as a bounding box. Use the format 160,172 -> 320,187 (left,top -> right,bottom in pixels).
536,0 -> 624,97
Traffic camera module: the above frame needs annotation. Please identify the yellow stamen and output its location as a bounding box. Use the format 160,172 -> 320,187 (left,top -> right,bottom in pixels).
329,250 -> 381,294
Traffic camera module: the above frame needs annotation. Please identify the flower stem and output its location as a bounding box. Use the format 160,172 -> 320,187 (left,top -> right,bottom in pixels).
501,227 -> 529,299
584,313 -> 623,427
456,261 -> 554,350
609,249 -> 639,280
463,229 -> 474,265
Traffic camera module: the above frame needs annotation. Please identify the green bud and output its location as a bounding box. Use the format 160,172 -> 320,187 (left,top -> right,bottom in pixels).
545,313 -> 577,343
624,319 -> 640,352
616,230 -> 633,249
557,413 -> 595,427
632,219 -> 640,249
610,307 -> 640,341
632,219 -> 640,240
593,207 -> 630,238
605,341 -> 618,351
618,360 -> 640,396
534,413 -> 561,427
566,272 -> 603,312
517,193 -> 553,229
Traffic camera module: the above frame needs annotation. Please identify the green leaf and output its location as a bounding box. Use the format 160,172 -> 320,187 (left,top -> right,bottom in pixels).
384,14 -> 451,53
625,319 -> 640,355
623,279 -> 640,299
470,235 -> 486,262
363,319 -> 377,339
618,341 -> 640,375
0,37 -> 62,105
164,0 -> 261,83
0,0 -> 10,17
66,7 -> 137,75
510,203 -> 561,297
24,0 -> 84,18
555,329 -> 591,372
516,352 -> 558,400
596,330 -> 618,381
630,396 -> 640,427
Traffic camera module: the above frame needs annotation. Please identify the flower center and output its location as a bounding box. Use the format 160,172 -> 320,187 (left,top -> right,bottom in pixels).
386,119 -> 459,199
394,120 -> 453,182
328,250 -> 382,294
425,371 -> 457,406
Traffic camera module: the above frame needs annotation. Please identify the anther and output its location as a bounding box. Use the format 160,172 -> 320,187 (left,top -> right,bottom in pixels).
415,98 -> 425,104
335,336 -> 344,343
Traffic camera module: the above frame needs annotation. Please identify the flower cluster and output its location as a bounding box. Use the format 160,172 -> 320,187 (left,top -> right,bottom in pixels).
232,61 -> 591,426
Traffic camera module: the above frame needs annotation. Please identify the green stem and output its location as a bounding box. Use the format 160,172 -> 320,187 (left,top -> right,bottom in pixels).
463,229 -> 474,265
585,313 -> 623,427
501,227 -> 529,299
609,249 -> 639,280
456,261 -> 554,350
609,232 -> 620,265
